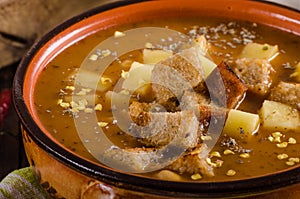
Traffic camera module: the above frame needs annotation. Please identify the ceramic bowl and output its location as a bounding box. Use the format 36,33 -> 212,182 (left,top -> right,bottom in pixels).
13,0 -> 300,198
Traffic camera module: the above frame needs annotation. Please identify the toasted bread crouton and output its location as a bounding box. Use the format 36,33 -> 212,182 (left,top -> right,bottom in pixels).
103,147 -> 159,172
151,47 -> 205,111
180,90 -> 210,110
206,61 -> 247,109
103,146 -> 195,173
128,101 -> 151,125
128,110 -> 199,148
269,81 -> 300,110
180,91 -> 227,133
128,100 -> 226,141
197,105 -> 227,133
167,144 -> 214,177
103,143 -> 212,174
103,110 -> 201,173
234,58 -> 274,95
128,101 -> 170,125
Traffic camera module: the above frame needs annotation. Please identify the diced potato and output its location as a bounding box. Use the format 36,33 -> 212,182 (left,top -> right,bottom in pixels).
122,62 -> 154,93
143,49 -> 173,64
223,109 -> 260,139
259,100 -> 300,131
194,35 -> 209,56
290,62 -> 300,82
238,43 -> 279,61
75,69 -> 112,92
155,170 -> 182,181
191,35 -> 217,77
199,54 -> 217,77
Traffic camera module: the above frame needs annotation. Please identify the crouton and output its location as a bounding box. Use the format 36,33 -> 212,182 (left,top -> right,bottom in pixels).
102,147 -> 160,173
103,111 -> 200,173
180,90 -> 210,110
129,101 -> 226,142
128,110 -> 199,148
151,47 -> 205,111
269,81 -> 300,110
103,143 -> 212,174
167,144 -> 214,177
128,101 -> 152,125
180,91 -> 227,132
205,61 -> 248,109
234,58 -> 274,95
197,105 -> 227,133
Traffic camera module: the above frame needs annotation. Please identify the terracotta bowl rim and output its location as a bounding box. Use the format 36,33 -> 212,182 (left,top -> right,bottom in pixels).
13,0 -> 300,197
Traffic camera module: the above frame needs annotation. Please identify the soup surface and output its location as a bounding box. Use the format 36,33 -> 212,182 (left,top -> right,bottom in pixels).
34,16 -> 300,182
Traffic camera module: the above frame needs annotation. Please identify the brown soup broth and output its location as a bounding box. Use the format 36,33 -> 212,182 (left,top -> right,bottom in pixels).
34,17 -> 300,181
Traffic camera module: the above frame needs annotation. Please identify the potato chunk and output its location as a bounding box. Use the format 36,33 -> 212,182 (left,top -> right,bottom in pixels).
238,43 -> 279,61
155,170 -> 182,181
199,54 -> 217,77
223,109 -> 260,139
259,100 -> 300,131
75,69 -> 112,92
143,49 -> 173,64
193,35 -> 217,77
122,62 -> 154,93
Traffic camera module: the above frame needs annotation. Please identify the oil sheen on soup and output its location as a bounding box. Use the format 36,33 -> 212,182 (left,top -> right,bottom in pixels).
34,17 -> 300,182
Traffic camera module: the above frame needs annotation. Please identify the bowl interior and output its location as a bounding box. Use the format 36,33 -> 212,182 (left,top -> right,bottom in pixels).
14,0 -> 300,197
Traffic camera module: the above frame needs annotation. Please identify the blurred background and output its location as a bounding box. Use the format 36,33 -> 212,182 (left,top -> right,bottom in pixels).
0,0 -> 122,180
0,0 -> 299,181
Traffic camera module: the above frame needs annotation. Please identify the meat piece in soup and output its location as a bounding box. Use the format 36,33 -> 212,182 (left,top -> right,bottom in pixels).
34,18 -> 300,182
